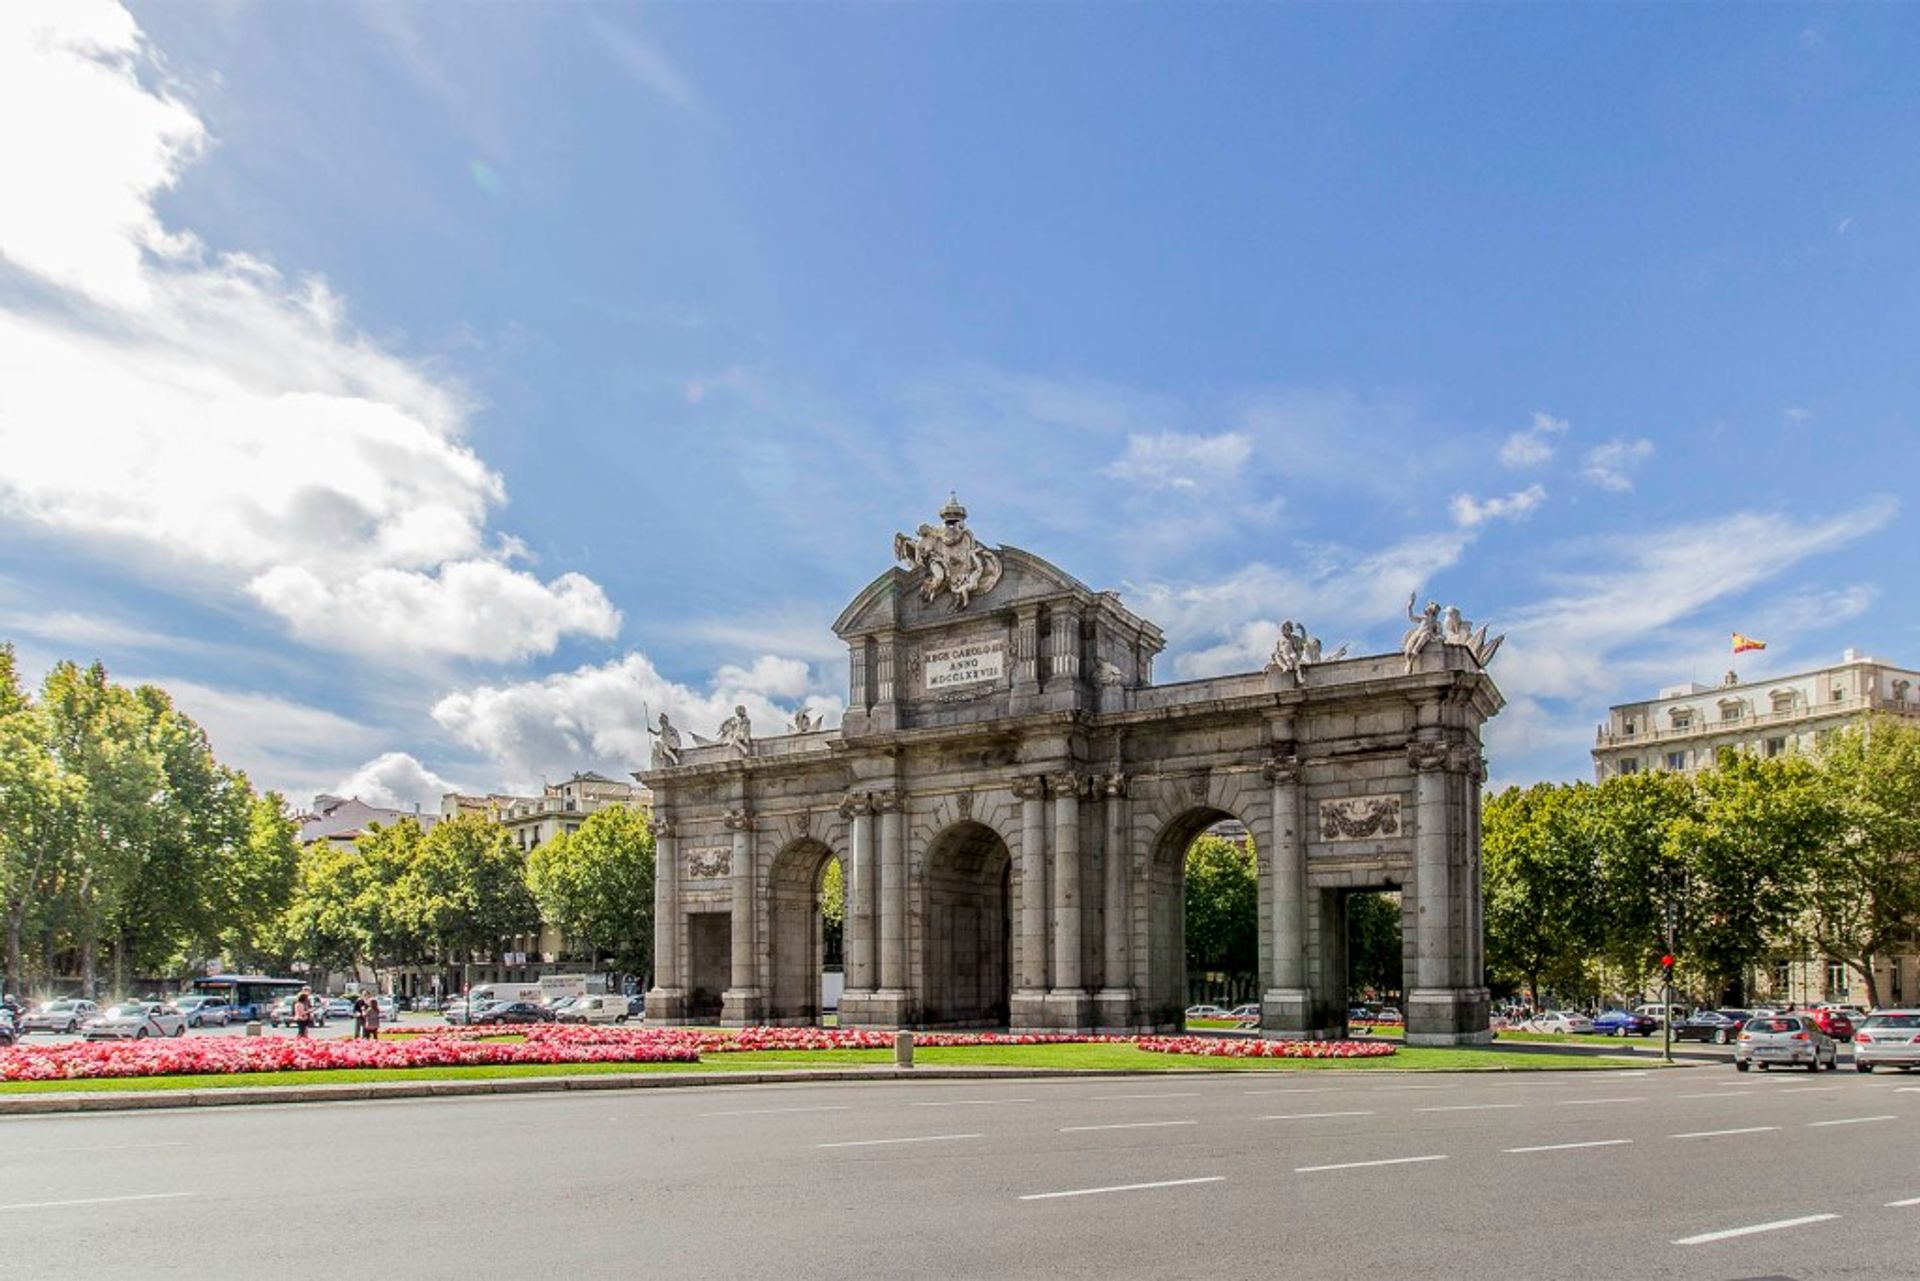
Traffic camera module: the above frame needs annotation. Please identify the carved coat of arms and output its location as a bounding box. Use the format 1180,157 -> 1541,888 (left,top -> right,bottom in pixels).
893,494 -> 1003,611
1320,796 -> 1403,842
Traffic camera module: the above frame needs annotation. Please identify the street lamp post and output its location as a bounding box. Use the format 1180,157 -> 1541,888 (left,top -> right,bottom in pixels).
1661,901 -> 1677,1066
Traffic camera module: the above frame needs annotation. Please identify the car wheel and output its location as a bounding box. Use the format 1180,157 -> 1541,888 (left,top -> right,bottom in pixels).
135,1028 -> 148,1039
173,1025 -> 185,1037
1735,1060 -> 1749,1072
1857,1061 -> 1873,1073
65,1020 -> 77,1034
1806,1057 -> 1820,1073
1823,1053 -> 1837,1071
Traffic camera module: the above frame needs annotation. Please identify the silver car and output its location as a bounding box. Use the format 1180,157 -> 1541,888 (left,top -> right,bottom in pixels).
82,1002 -> 187,1040
1853,1009 -> 1920,1073
1734,1012 -> 1838,1072
20,999 -> 99,1034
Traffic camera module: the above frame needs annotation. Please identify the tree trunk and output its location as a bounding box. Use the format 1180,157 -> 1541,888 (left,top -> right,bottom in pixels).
113,930 -> 129,996
4,899 -> 23,997
1853,956 -> 1881,1009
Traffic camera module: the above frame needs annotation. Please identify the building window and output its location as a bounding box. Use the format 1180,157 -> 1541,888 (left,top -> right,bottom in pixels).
1618,757 -> 1639,775
1771,691 -> 1795,714
1765,737 -> 1786,758
1895,680 -> 1911,703
1832,687 -> 1845,702
1826,961 -> 1848,998
1665,751 -> 1686,771
1670,709 -> 1693,730
1623,717 -> 1636,734
1772,960 -> 1791,994
1721,704 -> 1741,722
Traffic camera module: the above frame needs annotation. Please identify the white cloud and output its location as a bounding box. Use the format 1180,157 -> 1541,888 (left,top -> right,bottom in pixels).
0,3 -> 620,663
586,15 -> 697,111
333,751 -> 460,813
1450,484 -> 1547,529
1498,412 -> 1569,469
134,676 -> 380,798
1580,437 -> 1655,492
432,651 -> 843,791
1102,431 -> 1254,492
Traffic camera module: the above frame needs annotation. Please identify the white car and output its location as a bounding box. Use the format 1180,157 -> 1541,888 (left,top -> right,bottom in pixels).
1529,1010 -> 1595,1035
82,1002 -> 187,1039
20,999 -> 99,1034
1184,1005 -> 1230,1020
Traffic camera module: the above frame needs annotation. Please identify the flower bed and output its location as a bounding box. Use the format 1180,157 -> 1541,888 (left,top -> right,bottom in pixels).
0,1024 -> 1393,1082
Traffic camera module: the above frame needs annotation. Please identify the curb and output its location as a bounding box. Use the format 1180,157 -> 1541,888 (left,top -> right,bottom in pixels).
0,1058 -> 1696,1116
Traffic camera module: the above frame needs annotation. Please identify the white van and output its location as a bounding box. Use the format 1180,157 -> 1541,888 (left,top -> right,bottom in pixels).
561,994 -> 630,1025
468,982 -> 545,1008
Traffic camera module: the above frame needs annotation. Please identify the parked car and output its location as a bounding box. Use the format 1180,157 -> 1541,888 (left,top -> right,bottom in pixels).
1810,1008 -> 1856,1041
1852,1010 -> 1920,1073
411,996 -> 440,1012
1673,1009 -> 1751,1045
1632,1003 -> 1688,1027
1735,1013 -> 1838,1072
1592,1009 -> 1658,1037
172,995 -> 231,1028
1227,1004 -> 1261,1022
473,1001 -> 556,1026
373,995 -> 398,1023
325,997 -> 356,1021
1528,1010 -> 1594,1035
20,999 -> 100,1034
83,1002 -> 186,1040
443,998 -> 489,1025
547,995 -> 578,1019
556,994 -> 630,1025
1184,1005 -> 1229,1021
267,995 -> 328,1028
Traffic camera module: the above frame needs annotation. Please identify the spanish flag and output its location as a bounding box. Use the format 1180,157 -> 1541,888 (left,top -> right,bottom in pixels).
1732,632 -> 1767,654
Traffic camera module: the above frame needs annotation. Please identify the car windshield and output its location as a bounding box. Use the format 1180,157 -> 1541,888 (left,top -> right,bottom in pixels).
1864,1014 -> 1920,1029
1751,1017 -> 1800,1033
42,1001 -> 76,1012
106,1003 -> 145,1017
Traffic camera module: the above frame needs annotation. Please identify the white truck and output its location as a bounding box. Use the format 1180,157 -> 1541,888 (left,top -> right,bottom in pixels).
467,982 -> 545,1008
538,974 -> 590,1004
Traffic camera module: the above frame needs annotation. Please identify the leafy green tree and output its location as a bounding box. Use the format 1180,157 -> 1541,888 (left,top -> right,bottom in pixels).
1483,782 -> 1596,1008
218,790 -> 300,972
1669,751 -> 1836,1005
405,814 -> 539,967
1346,891 -> 1403,1000
0,646 -> 70,993
1802,719 -> 1920,1006
1587,771 -> 1698,990
278,841 -> 367,982
525,806 -> 655,977
1184,834 -> 1258,990
819,855 -> 844,964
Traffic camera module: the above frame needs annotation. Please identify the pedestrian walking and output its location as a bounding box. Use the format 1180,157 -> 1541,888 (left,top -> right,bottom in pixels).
293,987 -> 313,1039
350,992 -> 366,1039
362,992 -> 382,1040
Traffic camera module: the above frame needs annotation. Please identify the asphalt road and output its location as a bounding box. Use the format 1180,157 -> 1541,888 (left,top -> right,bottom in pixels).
1,1064 -> 1915,1280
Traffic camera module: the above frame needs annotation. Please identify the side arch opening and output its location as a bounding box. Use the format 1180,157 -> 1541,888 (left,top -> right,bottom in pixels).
918,821 -> 1012,1027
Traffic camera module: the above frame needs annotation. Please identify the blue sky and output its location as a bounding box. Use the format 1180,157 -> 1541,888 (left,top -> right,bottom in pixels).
2,2 -> 1915,807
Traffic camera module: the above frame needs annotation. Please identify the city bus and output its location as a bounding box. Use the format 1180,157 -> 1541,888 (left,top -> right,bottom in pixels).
187,975 -> 305,1022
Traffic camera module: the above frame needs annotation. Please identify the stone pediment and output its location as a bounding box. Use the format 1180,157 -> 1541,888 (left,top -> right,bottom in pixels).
832,545 -> 1101,639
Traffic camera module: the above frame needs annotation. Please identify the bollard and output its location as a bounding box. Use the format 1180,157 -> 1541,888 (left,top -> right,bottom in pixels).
245,1021 -> 263,1037
894,1030 -> 914,1068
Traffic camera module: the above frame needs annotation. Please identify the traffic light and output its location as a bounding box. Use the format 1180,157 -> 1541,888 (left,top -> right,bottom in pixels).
1660,953 -> 1675,982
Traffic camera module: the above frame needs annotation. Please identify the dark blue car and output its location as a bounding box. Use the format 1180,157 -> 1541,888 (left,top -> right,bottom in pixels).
1592,1009 -> 1658,1037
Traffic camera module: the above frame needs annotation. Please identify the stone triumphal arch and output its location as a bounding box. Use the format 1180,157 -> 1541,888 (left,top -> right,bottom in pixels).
642,499 -> 1503,1044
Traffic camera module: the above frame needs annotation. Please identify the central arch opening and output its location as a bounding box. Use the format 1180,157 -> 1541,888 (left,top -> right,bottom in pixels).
767,839 -> 841,1025
919,821 -> 1011,1027
1147,808 -> 1260,1030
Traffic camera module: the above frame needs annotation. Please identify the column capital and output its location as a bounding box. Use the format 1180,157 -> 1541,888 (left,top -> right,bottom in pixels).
837,792 -> 873,818
1011,775 -> 1047,802
871,789 -> 902,814
1407,740 -> 1451,773
647,813 -> 675,839
1448,743 -> 1486,781
722,807 -> 753,831
1047,771 -> 1091,799
1101,772 -> 1129,798
1263,753 -> 1303,785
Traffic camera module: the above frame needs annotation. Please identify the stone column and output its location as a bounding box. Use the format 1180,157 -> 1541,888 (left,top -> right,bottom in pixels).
721,807 -> 764,1025
1010,775 -> 1049,1029
1094,774 -> 1133,1031
1046,772 -> 1093,1029
873,790 -> 910,1024
1404,739 -> 1486,1045
837,793 -> 878,1024
644,814 -> 686,1024
1261,752 -> 1315,1036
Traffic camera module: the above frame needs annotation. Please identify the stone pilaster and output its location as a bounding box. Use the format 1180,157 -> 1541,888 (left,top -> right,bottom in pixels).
1094,773 -> 1134,1032
870,790 -> 911,1025
837,793 -> 878,1014
1048,604 -> 1083,685
721,807 -> 764,1025
644,814 -> 687,1024
1012,606 -> 1042,696
1403,739 -> 1490,1045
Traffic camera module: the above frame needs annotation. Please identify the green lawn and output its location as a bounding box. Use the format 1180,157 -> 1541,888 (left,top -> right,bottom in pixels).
1494,1030 -> 1664,1048
0,1041 -> 1650,1094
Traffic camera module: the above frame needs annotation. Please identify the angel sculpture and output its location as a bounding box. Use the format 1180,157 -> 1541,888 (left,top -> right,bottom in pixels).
1268,620 -> 1307,681
792,707 -> 817,734
646,712 -> 683,767
717,704 -> 753,757
1402,594 -> 1441,674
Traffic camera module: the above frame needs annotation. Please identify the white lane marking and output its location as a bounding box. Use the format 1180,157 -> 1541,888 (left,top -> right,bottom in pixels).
699,1105 -> 854,1117
1059,1120 -> 1198,1133
4,1142 -> 186,1155
1295,1154 -> 1448,1173
1556,1096 -> 1645,1106
1262,1110 -> 1376,1121
0,1192 -> 193,1212
1368,1084 -> 1446,1091
1677,1091 -> 1752,1100
1087,1092 -> 1201,1100
1672,1213 -> 1839,1246
1887,1196 -> 1920,1207
909,1098 -> 1036,1108
1806,1115 -> 1897,1128
1417,1103 -> 1521,1113
1504,1139 -> 1633,1154
1775,1086 -> 1842,1094
816,1133 -> 983,1149
1671,1126 -> 1780,1139
1243,1087 -> 1340,1096
1020,1177 -> 1224,1201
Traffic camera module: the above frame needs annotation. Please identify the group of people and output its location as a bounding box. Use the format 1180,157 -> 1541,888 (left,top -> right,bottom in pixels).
290,987 -> 384,1040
